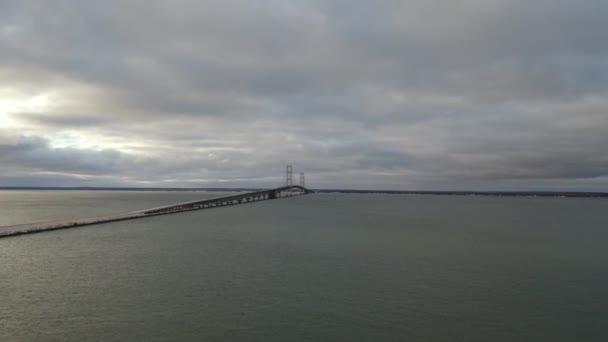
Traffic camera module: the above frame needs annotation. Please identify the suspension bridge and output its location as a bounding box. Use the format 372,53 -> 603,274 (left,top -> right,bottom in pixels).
0,166 -> 311,239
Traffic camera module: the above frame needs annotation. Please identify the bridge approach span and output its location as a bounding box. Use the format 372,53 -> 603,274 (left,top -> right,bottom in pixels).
0,186 -> 311,239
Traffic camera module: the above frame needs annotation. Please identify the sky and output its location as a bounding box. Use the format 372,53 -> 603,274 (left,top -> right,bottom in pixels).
1,0 -> 608,190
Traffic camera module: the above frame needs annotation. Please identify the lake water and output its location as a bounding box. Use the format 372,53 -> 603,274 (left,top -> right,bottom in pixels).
1,191 -> 607,341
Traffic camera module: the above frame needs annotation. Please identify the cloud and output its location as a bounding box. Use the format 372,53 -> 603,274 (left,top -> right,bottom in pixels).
0,132 -> 136,175
1,0 -> 608,190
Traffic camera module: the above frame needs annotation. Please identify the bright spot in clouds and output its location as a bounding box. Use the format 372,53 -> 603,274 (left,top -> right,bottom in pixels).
0,90 -> 53,127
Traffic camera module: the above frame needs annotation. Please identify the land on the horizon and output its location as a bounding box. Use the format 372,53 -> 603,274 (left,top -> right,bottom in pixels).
1,187 -> 607,198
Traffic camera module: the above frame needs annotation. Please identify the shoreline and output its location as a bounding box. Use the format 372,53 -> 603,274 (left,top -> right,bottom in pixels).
1,187 -> 607,198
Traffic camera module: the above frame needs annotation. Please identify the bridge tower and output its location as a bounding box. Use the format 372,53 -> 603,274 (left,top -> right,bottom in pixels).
300,172 -> 305,188
286,165 -> 293,186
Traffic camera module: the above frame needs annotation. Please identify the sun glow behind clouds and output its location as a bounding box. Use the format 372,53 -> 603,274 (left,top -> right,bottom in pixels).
0,89 -> 106,151
0,89 -> 54,127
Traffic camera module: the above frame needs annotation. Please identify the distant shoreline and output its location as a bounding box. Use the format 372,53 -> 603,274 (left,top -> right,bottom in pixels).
313,189 -> 608,198
1,187 -> 607,198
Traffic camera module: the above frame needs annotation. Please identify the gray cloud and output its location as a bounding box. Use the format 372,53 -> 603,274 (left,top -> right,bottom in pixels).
0,133 -> 135,175
1,0 -> 608,190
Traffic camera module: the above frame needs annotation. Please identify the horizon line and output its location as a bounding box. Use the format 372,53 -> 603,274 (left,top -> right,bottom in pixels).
1,186 -> 607,196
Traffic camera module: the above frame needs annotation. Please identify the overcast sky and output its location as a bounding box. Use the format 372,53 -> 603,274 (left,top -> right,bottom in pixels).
1,1 -> 608,190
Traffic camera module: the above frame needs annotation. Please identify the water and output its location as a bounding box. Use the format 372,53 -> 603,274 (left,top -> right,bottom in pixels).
1,192 -> 607,341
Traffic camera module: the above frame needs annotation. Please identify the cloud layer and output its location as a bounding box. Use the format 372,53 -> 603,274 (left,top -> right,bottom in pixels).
1,0 -> 608,190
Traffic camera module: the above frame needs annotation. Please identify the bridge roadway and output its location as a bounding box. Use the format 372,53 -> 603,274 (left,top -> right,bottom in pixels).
0,185 -> 310,239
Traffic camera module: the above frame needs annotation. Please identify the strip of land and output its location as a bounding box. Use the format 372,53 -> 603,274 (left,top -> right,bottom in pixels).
2,187 -> 607,198
313,189 -> 608,198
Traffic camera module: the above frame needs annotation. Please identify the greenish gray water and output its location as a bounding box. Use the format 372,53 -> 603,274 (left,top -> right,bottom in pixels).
1,192 -> 607,341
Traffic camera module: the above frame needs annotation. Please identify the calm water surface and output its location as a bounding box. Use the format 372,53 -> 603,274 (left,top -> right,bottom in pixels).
1,192 -> 607,341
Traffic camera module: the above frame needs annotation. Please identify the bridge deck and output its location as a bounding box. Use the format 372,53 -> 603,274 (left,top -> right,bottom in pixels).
0,186 -> 310,239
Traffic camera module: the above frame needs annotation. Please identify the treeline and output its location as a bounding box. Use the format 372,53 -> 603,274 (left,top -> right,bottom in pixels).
2,187 -> 607,198
312,189 -> 608,198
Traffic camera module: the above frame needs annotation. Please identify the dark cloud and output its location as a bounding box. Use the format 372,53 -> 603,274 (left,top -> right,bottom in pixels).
1,1 -> 608,190
16,113 -> 110,128
0,133 -> 135,175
